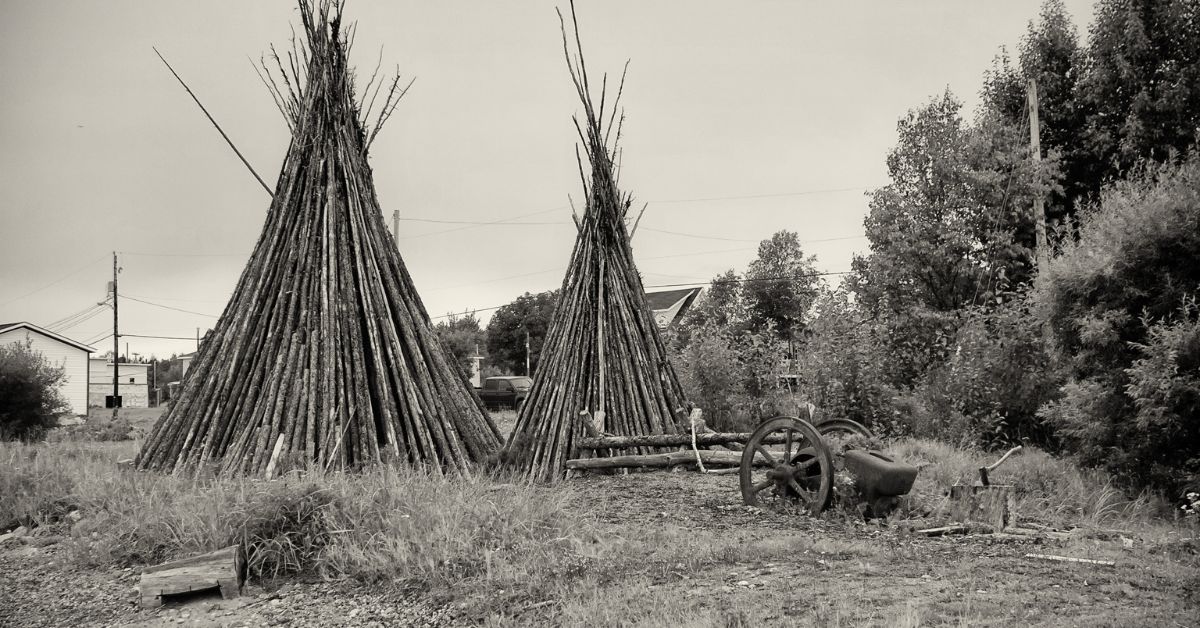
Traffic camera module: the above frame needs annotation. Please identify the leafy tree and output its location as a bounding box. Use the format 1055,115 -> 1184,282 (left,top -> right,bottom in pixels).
1079,0 -> 1200,188
0,339 -> 69,441
849,91 -> 1054,386
1036,156 -> 1200,491
744,231 -> 821,342
485,290 -> 559,375
435,312 -> 486,375
680,270 -> 744,331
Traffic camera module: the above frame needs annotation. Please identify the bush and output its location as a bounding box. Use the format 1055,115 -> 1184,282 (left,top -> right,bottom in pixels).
670,322 -> 795,432
915,294 -> 1061,449
0,339 -> 70,441
1036,156 -> 1200,493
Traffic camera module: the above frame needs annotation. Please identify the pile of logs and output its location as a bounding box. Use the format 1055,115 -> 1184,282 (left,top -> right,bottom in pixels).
504,3 -> 688,481
136,1 -> 502,477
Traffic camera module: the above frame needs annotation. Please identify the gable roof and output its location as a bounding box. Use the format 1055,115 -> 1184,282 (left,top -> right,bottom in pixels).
0,321 -> 97,353
644,287 -> 701,312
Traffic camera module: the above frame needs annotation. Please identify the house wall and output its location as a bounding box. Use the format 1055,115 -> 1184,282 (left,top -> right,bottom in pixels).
87,358 -> 150,408
0,328 -> 90,415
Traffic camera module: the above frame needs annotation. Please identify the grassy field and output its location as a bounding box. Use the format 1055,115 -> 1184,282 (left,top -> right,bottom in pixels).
1,412 -> 1197,626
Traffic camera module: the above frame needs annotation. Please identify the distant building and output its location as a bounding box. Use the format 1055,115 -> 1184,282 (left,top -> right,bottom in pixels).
88,358 -> 150,408
0,322 -> 95,416
178,351 -> 196,379
644,287 -> 702,329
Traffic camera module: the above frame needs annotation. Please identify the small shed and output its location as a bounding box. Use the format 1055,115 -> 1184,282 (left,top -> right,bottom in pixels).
644,287 -> 702,329
0,321 -> 95,416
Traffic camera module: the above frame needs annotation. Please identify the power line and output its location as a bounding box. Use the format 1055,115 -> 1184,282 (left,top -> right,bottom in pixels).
120,333 -> 199,341
119,294 -> 219,318
398,217 -> 566,226
0,254 -> 108,308
52,305 -> 109,333
400,205 -> 569,240
427,270 -> 851,320
119,251 -> 243,258
646,185 -> 880,205
45,301 -> 108,331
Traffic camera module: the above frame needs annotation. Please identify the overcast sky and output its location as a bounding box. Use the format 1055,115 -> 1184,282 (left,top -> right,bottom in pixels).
0,1 -> 1097,359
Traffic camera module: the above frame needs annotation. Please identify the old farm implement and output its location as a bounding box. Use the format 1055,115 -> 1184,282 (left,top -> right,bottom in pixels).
566,413 -> 919,517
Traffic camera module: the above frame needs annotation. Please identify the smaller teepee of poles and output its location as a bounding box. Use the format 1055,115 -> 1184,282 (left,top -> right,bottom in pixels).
136,1 -> 502,478
504,3 -> 689,482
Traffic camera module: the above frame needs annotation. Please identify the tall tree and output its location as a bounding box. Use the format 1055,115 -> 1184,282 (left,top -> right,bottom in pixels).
485,290 -> 559,375
850,91 -> 1052,385
744,231 -> 821,342
1079,0 -> 1200,188
435,312 -> 486,375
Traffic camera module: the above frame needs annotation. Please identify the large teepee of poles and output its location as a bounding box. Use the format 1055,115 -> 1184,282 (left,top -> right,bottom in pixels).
504,5 -> 689,482
137,1 -> 502,478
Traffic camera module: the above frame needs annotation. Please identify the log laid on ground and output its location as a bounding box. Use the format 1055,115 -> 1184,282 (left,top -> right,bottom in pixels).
138,545 -> 244,608
565,450 -> 772,470
1024,553 -> 1115,567
576,432 -> 785,450
915,525 -> 970,537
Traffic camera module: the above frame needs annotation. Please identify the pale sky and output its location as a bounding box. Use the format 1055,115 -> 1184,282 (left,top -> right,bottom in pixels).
0,1 -> 1097,359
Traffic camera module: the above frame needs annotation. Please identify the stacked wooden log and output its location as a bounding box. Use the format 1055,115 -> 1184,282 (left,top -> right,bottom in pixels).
136,1 -> 502,477
504,4 -> 688,481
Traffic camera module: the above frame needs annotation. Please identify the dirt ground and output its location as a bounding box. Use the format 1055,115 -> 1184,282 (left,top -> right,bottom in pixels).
3,468 -> 1197,627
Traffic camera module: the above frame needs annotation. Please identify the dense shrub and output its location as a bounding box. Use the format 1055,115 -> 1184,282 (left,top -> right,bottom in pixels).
0,339 -> 69,441
793,289 -> 903,433
1036,157 -> 1200,492
915,295 -> 1061,449
670,322 -> 795,432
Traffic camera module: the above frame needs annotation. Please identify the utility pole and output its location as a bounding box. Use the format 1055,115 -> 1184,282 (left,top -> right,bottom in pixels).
1028,78 -> 1049,276
111,251 -> 120,418
196,327 -> 200,352
525,330 -> 531,376
393,210 -> 400,249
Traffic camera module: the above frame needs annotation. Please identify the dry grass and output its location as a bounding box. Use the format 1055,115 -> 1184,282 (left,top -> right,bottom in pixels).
887,438 -> 1178,532
2,435 -> 1195,625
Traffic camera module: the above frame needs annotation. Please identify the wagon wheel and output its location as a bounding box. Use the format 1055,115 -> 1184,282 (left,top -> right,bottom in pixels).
816,418 -> 874,440
739,416 -> 834,515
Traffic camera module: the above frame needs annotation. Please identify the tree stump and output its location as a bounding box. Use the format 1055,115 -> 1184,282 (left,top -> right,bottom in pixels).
949,484 -> 1015,530
138,545 -> 244,608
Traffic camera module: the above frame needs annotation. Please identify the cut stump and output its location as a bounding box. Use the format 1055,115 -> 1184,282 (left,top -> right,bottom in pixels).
949,484 -> 1015,530
138,545 -> 244,608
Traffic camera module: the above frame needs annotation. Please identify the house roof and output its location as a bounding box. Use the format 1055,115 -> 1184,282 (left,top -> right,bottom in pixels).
0,321 -> 97,353
648,286 -> 700,312
644,287 -> 701,312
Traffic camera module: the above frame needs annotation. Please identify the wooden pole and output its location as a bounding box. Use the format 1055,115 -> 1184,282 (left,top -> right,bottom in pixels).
1028,79 -> 1049,276
112,251 -> 119,420
153,47 -> 275,198
392,210 -> 399,248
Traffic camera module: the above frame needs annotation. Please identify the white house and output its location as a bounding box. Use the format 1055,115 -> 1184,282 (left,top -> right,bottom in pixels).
88,358 -> 150,408
0,322 -> 95,416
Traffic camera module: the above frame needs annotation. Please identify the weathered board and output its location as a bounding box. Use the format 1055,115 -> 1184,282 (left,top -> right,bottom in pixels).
138,545 -> 243,608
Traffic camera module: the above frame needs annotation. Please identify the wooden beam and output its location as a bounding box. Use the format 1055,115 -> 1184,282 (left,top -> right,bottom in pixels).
565,449 -> 772,470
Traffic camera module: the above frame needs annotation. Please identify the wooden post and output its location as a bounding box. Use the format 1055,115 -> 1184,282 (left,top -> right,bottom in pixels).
112,252 -> 119,420
1028,79 -> 1049,276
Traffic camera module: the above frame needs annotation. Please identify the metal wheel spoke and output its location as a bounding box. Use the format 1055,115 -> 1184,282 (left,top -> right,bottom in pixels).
796,457 -> 820,471
787,477 -> 813,503
785,428 -> 793,461
755,444 -> 778,466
